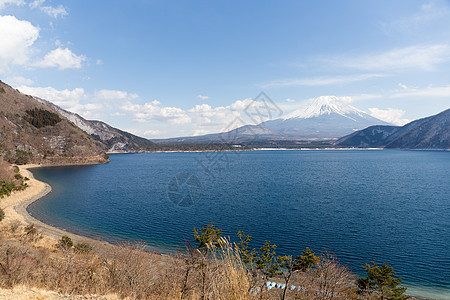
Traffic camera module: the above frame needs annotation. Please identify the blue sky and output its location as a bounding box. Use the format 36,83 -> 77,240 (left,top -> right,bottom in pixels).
1,0 -> 450,138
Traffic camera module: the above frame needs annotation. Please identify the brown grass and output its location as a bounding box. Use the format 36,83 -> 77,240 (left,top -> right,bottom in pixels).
0,223 -> 367,300
0,157 -> 15,182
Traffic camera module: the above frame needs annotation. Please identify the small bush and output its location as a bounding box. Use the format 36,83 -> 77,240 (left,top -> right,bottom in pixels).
74,242 -> 93,254
0,208 -> 4,222
14,174 -> 23,180
24,224 -> 38,239
7,150 -> 32,165
13,166 -> 19,173
58,235 -> 73,250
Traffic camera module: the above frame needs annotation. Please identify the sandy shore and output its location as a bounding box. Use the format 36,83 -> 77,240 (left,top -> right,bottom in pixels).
0,164 -> 112,248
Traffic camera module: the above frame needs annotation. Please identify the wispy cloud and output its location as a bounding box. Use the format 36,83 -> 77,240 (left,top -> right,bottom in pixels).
29,0 -> 67,18
381,0 -> 449,33
0,0 -> 24,10
260,73 -> 386,88
391,84 -> 450,98
331,44 -> 450,72
197,94 -> 209,101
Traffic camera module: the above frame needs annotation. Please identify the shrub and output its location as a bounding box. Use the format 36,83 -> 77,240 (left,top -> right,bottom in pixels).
74,242 -> 93,254
24,224 -> 39,240
58,235 -> 73,250
0,208 -> 4,222
7,150 -> 32,165
0,181 -> 17,198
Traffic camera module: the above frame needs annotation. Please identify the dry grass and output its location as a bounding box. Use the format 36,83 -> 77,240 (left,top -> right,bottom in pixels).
0,158 -> 15,182
0,228 -> 253,299
0,223 -> 365,300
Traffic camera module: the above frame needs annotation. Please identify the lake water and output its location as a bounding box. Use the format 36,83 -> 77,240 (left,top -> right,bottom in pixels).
28,150 -> 450,299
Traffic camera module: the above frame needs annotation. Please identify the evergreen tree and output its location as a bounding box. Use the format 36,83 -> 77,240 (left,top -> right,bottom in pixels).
357,261 -> 408,300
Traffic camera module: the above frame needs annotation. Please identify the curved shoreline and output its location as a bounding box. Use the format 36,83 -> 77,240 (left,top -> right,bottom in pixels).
1,164 -> 113,249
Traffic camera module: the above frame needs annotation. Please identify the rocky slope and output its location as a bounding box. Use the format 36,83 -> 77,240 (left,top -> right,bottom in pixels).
335,108 -> 450,149
37,98 -> 155,152
0,81 -> 108,165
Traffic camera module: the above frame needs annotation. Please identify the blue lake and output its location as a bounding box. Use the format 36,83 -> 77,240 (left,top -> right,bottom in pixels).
28,150 -> 450,299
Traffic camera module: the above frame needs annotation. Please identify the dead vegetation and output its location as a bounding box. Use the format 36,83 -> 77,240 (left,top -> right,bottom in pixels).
0,224 -> 368,300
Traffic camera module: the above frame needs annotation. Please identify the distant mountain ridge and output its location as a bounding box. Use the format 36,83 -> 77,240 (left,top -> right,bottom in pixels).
335,108 -> 450,149
155,96 -> 390,144
36,98 -> 155,152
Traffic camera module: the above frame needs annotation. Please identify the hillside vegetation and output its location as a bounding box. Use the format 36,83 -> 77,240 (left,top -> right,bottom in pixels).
0,158 -> 28,199
0,217 -> 410,300
0,81 -> 108,165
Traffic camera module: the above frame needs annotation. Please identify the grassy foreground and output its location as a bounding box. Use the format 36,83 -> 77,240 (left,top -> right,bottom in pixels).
0,220 -> 413,300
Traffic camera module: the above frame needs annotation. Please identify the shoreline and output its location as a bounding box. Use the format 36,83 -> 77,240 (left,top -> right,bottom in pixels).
1,163 -> 444,300
1,164 -> 113,249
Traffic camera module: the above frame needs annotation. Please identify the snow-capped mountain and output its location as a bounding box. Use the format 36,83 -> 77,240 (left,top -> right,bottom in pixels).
154,96 -> 390,144
282,96 -> 370,120
259,96 -> 390,139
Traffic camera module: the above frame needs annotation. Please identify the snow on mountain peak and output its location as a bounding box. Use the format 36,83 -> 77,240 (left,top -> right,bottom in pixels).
282,96 -> 367,120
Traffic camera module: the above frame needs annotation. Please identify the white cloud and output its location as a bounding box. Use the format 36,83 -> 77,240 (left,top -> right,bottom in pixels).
143,129 -> 164,137
197,94 -> 209,101
5,76 -> 33,86
17,85 -> 86,108
193,129 -> 211,136
29,0 -> 67,18
391,84 -> 450,98
398,83 -> 408,89
261,73 -> 386,88
94,89 -> 138,101
337,44 -> 450,71
119,96 -> 281,136
121,100 -> 191,124
368,108 -> 410,126
16,85 -> 110,119
0,0 -> 24,9
39,4 -> 67,18
0,15 -> 39,70
381,0 -> 449,33
34,47 -> 86,70
286,98 -> 295,102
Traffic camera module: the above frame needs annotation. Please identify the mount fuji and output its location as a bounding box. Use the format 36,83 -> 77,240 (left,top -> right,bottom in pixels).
260,96 -> 390,139
154,96 -> 390,145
